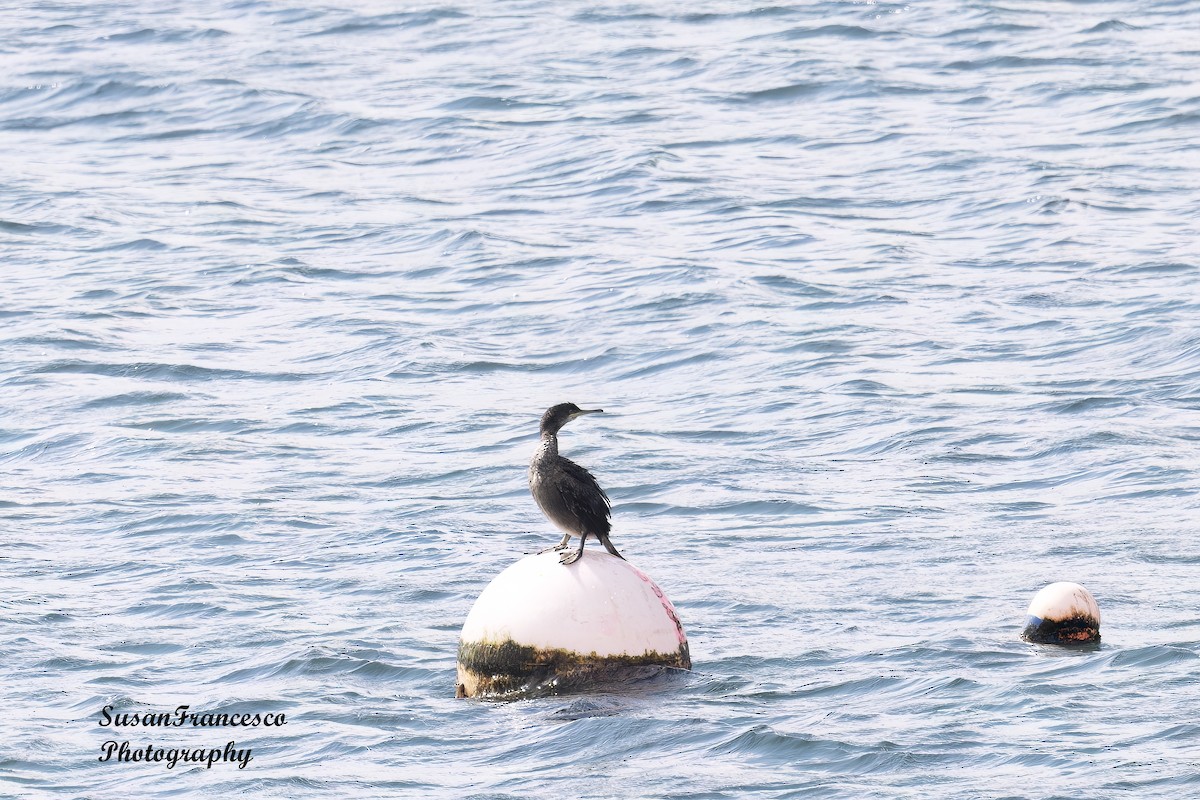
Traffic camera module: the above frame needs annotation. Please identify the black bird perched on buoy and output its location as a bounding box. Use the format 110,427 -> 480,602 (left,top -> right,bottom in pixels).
529,403 -> 623,565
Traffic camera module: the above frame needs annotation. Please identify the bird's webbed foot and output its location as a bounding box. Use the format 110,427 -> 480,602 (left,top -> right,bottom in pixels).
539,534 -> 572,555
560,533 -> 587,565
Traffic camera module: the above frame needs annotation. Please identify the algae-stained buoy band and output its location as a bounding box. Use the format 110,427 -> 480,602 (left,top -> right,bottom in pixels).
456,551 -> 690,698
1021,581 -> 1101,645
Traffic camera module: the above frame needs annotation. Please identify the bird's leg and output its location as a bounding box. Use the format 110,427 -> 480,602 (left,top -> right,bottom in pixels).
537,533 -> 572,555
560,532 -> 588,565
598,533 -> 625,560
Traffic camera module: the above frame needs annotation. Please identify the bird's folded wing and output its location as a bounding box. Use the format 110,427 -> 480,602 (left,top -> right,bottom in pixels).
551,458 -> 612,532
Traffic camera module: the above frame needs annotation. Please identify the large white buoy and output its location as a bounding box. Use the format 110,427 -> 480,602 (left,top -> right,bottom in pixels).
456,550 -> 690,697
1021,581 -> 1101,644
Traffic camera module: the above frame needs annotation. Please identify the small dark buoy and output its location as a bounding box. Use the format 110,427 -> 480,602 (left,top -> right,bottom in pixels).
1021,582 -> 1101,645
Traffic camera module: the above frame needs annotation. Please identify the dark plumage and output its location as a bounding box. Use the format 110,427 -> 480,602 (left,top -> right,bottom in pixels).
529,403 -> 623,565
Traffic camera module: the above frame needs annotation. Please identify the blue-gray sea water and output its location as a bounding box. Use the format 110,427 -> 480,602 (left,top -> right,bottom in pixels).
3,1 -> 1199,797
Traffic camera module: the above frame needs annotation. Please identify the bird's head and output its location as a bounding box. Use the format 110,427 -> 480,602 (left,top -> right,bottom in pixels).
540,402 -> 603,436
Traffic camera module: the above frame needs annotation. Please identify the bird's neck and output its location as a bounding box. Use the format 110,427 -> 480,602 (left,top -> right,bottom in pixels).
537,431 -> 559,459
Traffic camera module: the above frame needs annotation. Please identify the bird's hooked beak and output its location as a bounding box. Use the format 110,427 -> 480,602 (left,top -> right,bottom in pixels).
570,408 -> 603,421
